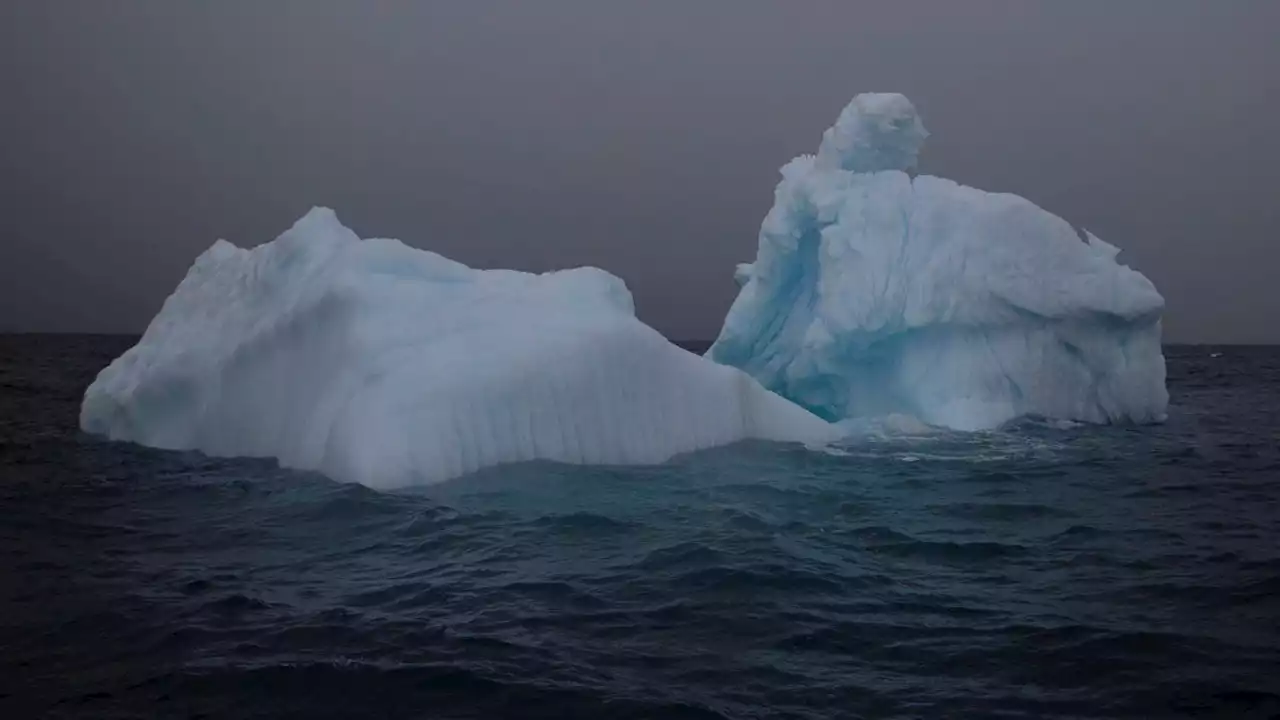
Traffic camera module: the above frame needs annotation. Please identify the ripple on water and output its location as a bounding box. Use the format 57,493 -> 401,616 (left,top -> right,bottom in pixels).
3,340 -> 1279,718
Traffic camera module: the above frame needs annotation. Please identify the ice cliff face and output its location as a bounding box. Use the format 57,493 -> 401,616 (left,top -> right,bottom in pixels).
80,209 -> 836,488
708,93 -> 1168,430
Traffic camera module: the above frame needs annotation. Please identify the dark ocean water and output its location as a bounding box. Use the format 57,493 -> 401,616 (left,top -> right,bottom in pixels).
1,335 -> 1278,720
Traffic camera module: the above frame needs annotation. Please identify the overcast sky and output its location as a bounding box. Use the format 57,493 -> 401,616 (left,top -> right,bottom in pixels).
2,1 -> 1277,342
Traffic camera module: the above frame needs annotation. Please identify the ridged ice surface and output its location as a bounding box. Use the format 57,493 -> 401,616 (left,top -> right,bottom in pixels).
710,93 -> 1169,430
79,209 -> 835,487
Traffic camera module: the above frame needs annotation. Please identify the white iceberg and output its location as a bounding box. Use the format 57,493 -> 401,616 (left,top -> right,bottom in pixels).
80,208 -> 836,488
708,93 -> 1168,431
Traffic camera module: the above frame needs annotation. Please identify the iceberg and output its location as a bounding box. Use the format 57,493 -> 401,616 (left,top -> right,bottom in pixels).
80,208 -> 836,488
708,93 -> 1168,431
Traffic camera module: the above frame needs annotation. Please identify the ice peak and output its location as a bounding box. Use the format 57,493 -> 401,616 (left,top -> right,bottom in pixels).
816,93 -> 928,174
710,92 -> 1167,430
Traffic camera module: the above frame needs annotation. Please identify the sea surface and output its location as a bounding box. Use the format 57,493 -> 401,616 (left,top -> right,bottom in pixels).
1,335 -> 1278,720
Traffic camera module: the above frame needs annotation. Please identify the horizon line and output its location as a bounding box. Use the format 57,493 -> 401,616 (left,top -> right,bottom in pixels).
0,330 -> 1274,348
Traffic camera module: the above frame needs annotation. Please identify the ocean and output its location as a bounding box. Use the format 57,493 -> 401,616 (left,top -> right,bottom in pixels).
1,335 -> 1277,719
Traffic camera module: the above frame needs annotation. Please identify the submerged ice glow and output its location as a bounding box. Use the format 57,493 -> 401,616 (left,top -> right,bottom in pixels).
708,93 -> 1168,430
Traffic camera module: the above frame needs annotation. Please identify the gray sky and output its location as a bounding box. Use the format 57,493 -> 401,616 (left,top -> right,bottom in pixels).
2,1 -> 1277,342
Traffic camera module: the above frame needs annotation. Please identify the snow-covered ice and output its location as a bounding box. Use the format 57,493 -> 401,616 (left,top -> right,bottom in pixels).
708,93 -> 1168,430
80,208 -> 837,488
